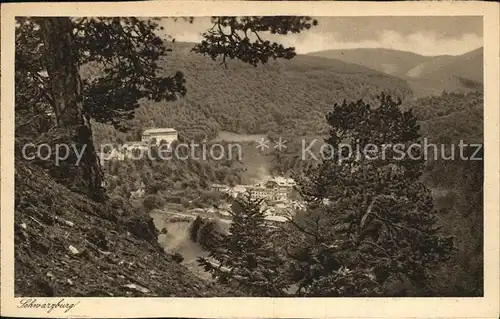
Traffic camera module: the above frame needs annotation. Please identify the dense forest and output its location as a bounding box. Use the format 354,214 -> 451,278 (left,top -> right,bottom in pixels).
407,91 -> 483,144
90,42 -> 412,145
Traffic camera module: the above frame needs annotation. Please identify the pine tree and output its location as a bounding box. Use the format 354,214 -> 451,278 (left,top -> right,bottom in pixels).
287,94 -> 455,296
189,216 -> 204,242
198,193 -> 288,296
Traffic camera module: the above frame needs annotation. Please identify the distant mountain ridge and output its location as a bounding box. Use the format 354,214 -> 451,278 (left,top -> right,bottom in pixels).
308,48 -> 428,77
308,47 -> 483,97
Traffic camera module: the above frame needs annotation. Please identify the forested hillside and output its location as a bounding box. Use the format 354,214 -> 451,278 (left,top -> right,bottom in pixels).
405,91 -> 483,144
308,47 -> 483,97
89,42 -> 412,146
415,91 -> 483,296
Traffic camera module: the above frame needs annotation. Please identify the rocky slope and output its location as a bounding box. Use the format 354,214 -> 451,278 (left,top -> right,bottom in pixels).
14,157 -> 228,297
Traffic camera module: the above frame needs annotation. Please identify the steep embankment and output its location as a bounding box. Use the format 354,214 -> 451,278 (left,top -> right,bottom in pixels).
14,158 -> 228,297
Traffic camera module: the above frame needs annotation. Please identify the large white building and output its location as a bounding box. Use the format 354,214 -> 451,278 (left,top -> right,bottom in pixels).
141,128 -> 178,146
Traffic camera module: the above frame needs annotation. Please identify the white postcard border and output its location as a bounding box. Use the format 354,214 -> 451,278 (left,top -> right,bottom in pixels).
1,1 -> 499,318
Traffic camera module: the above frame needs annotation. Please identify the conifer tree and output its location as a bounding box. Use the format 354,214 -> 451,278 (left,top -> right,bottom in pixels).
198,193 -> 288,296
287,94 -> 455,296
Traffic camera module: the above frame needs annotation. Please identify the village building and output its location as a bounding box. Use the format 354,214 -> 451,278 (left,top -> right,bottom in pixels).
206,207 -> 217,214
273,189 -> 288,201
101,128 -> 178,163
142,128 -> 178,146
230,185 -> 248,198
210,184 -> 230,193
210,177 -> 296,202
130,188 -> 145,199
292,201 -> 307,211
250,186 -> 271,200
191,208 -> 205,214
209,177 -> 300,218
265,176 -> 296,189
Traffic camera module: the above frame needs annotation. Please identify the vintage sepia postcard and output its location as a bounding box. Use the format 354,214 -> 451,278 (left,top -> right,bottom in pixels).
1,1 -> 499,318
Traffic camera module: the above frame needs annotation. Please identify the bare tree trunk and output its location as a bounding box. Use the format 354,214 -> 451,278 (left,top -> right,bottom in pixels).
38,17 -> 106,202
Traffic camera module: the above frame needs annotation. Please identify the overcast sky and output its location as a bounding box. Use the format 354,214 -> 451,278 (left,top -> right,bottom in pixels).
158,16 -> 483,56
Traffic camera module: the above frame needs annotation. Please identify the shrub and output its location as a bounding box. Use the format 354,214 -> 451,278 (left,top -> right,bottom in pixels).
189,216 -> 204,242
196,220 -> 219,249
142,194 -> 165,212
172,253 -> 184,263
